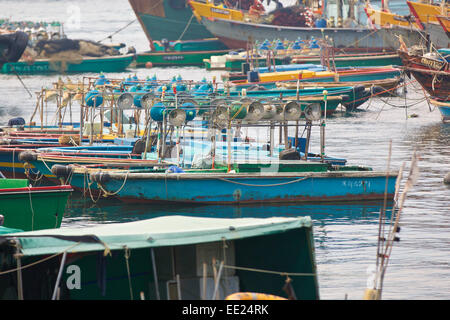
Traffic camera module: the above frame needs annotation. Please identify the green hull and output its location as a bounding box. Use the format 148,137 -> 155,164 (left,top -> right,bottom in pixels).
136,49 -> 229,67
0,54 -> 134,74
0,179 -> 72,231
135,0 -> 215,42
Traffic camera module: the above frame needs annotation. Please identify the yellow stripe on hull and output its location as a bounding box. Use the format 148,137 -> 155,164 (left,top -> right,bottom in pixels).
0,162 -> 34,169
190,0 -> 244,22
407,1 -> 450,25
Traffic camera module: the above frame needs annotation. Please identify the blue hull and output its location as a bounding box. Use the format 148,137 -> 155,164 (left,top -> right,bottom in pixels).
438,105 -> 450,122
99,171 -> 397,204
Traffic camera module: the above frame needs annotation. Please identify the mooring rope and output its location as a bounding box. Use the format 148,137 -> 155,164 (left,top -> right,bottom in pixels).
0,242 -> 81,276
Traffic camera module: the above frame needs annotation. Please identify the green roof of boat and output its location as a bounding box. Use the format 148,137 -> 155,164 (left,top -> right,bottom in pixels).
1,216 -> 312,256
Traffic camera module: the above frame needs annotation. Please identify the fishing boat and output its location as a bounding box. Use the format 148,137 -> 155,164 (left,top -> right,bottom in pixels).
206,49 -> 402,71
89,163 -> 397,204
398,45 -> 450,121
0,176 -> 72,231
1,53 -> 135,75
398,47 -> 450,99
129,0 -> 230,66
0,143 -> 62,179
229,65 -> 403,90
0,215 -> 319,300
189,0 -> 423,50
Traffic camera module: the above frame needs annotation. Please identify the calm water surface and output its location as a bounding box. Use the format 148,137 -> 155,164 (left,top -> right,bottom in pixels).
1,0 -> 449,300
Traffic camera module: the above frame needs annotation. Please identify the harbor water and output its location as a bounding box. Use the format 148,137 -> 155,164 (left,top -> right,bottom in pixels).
1,0 -> 449,300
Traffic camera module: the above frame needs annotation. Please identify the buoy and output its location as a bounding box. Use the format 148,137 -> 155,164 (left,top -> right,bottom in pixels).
145,62 -> 153,68
444,173 -> 450,185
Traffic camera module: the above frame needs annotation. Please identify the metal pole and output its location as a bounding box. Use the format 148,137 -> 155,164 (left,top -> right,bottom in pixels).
150,248 -> 161,300
14,240 -> 24,300
51,251 -> 68,300
211,261 -> 224,300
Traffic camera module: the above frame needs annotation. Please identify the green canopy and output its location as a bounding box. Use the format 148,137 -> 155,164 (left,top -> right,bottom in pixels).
2,216 -> 312,256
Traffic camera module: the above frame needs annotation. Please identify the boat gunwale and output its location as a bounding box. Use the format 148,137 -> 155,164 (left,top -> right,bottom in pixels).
101,170 -> 399,180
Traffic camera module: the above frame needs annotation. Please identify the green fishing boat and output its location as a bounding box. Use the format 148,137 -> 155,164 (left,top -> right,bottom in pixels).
0,215 -> 319,300
0,53 -> 135,75
136,39 -> 229,67
0,177 -> 72,231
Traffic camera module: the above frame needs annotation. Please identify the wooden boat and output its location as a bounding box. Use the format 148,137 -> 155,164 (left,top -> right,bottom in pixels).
1,53 -> 135,75
0,177 -> 72,231
189,0 -> 423,50
398,48 -> 450,100
129,0 -> 229,66
291,52 -> 402,68
0,143 -> 62,179
230,66 -> 402,90
129,0 -> 219,44
90,164 -> 398,204
0,215 -> 319,300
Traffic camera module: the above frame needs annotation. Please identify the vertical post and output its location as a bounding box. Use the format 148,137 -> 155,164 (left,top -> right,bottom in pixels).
304,122 -> 312,161
269,122 -> 274,157
150,248 -> 161,300
51,251 -> 68,300
202,262 -> 207,300
211,261 -> 224,300
176,274 -> 182,300
14,240 -> 24,300
320,91 -> 328,162
227,123 -> 232,172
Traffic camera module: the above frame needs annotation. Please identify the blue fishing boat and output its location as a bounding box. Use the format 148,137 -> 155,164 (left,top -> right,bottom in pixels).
90,166 -> 397,204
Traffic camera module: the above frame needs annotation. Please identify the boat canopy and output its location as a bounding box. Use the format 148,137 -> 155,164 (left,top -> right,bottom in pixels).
0,215 -> 312,256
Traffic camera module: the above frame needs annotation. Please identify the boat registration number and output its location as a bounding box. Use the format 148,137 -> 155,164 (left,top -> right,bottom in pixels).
211,7 -> 230,15
420,57 -> 445,70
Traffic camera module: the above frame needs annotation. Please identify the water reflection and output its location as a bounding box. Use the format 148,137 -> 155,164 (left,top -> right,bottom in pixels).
63,194 -> 393,228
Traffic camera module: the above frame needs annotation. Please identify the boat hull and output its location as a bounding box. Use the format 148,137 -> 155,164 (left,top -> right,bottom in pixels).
199,17 -> 423,50
430,98 -> 450,122
98,171 -> 397,204
398,50 -> 450,100
136,49 -> 229,66
0,183 -> 72,231
129,0 -> 216,42
1,54 -> 135,74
